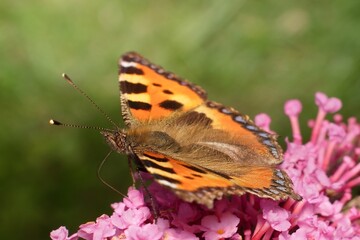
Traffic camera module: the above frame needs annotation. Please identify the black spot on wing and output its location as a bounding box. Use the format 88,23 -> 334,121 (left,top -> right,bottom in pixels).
120,81 -> 147,94
181,164 -> 207,174
192,173 -> 202,178
179,163 -> 233,180
128,100 -> 152,110
153,83 -> 162,87
163,89 -> 173,94
120,66 -> 144,75
152,173 -> 181,185
142,160 -> 176,174
159,100 -> 183,110
143,153 -> 169,163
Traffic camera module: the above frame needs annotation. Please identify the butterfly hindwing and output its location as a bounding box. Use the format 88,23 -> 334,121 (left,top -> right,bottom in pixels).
137,151 -> 299,208
192,101 -> 283,165
118,52 -> 207,126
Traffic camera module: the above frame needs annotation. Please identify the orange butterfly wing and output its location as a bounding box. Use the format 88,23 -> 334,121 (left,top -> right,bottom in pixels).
193,101 -> 283,165
182,102 -> 301,202
137,151 -> 298,208
118,52 -> 206,126
116,52 -> 301,207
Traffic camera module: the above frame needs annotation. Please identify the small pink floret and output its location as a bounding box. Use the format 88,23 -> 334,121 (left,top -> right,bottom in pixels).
78,215 -> 116,240
123,188 -> 145,209
164,228 -> 199,240
111,206 -> 151,229
50,226 -> 77,240
124,223 -> 163,240
284,99 -> 302,117
315,92 -> 342,113
254,113 -> 272,130
201,212 -> 240,240
261,200 -> 291,231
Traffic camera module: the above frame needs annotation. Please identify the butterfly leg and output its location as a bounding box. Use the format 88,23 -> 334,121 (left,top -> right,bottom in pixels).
137,171 -> 159,220
127,156 -> 159,219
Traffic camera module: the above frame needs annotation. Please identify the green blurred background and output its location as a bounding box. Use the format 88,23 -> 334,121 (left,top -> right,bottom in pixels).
1,0 -> 360,238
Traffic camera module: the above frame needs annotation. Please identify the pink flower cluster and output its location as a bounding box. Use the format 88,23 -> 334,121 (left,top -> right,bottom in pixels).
51,92 -> 360,240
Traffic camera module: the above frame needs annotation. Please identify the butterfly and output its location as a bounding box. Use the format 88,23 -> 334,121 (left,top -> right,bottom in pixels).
102,52 -> 301,208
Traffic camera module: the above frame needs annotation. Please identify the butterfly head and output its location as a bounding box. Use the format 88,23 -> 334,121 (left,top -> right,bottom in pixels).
101,130 -> 129,154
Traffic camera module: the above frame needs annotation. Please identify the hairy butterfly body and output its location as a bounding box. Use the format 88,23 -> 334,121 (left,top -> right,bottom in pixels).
102,52 -> 301,208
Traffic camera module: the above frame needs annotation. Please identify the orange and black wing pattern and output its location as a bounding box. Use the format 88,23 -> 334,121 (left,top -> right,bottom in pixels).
187,101 -> 301,201
192,101 -> 283,165
136,151 -> 299,208
116,52 -> 301,207
118,52 -> 207,126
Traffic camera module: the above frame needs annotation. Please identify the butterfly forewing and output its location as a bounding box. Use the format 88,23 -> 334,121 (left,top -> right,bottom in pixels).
118,52 -> 206,126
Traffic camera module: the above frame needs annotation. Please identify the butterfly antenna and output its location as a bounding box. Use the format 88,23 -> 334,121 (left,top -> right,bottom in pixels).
62,73 -> 118,129
97,151 -> 127,198
49,119 -> 114,132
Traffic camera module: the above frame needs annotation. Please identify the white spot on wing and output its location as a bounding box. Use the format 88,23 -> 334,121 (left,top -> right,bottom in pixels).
120,61 -> 137,67
158,179 -> 178,189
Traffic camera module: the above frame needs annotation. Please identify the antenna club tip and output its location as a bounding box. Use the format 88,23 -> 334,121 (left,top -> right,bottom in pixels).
49,119 -> 62,125
62,73 -> 73,83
